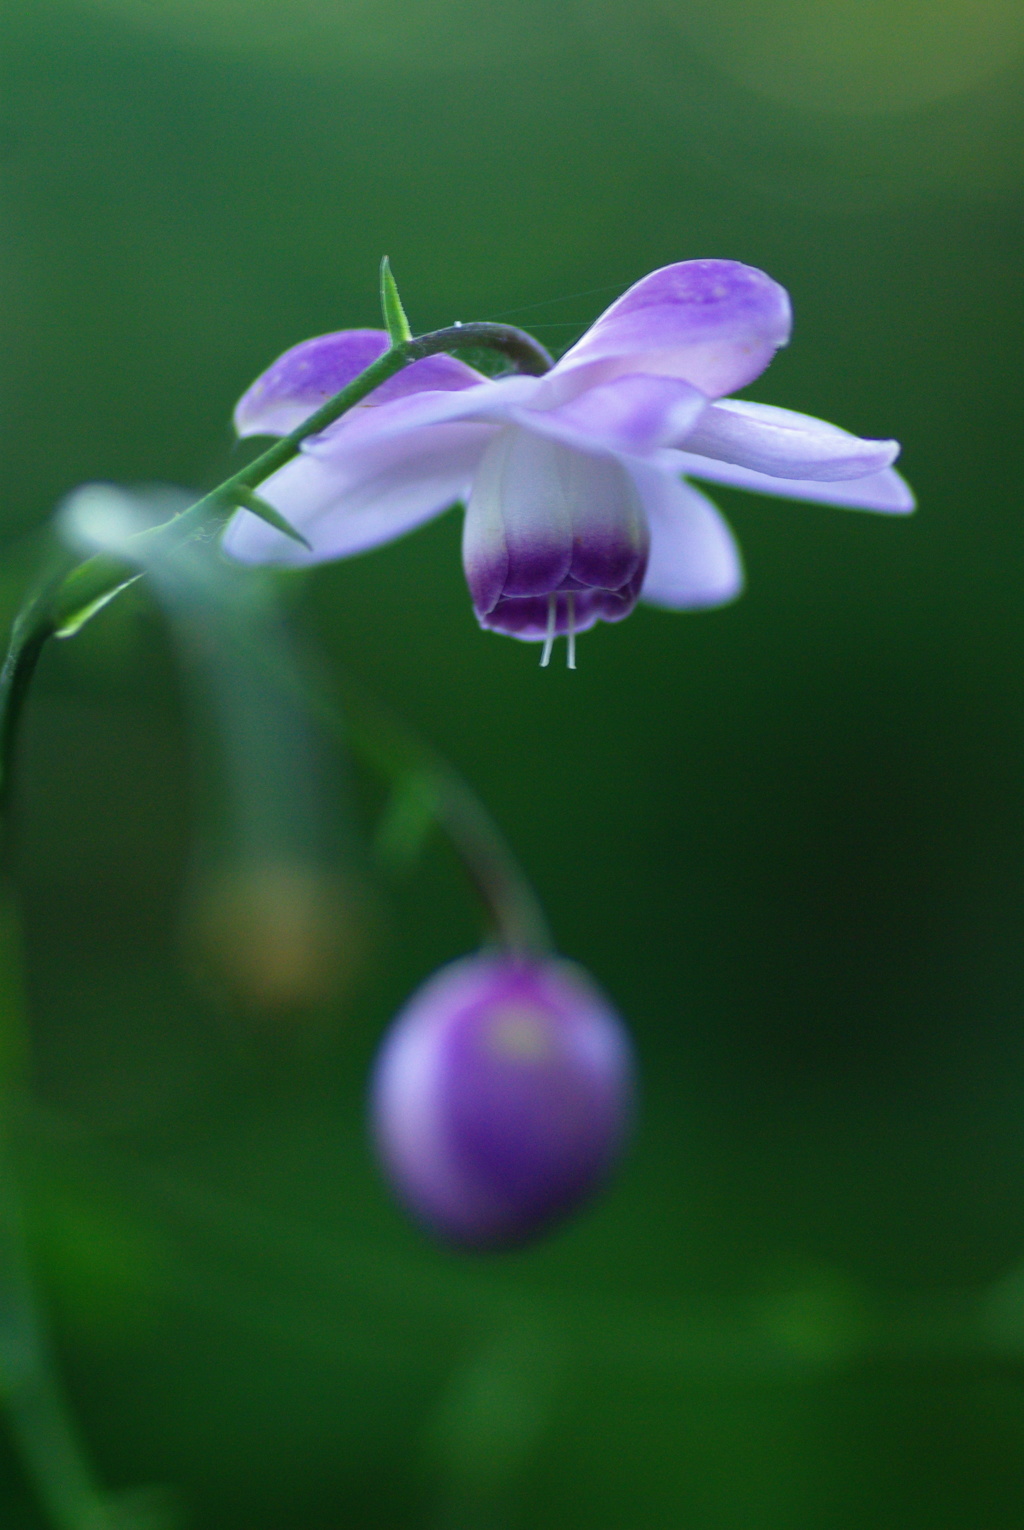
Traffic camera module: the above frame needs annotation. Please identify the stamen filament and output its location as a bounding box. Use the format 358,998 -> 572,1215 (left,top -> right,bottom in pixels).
566,593 -> 577,671
540,594 -> 557,668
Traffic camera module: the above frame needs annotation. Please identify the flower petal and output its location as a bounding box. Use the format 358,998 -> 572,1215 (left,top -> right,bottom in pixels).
513,373 -> 707,458
678,399 -> 901,481
551,260 -> 792,401
669,448 -> 916,513
302,374 -> 540,454
223,421 -> 495,566
234,329 -> 486,438
629,467 -> 745,610
462,428 -> 648,619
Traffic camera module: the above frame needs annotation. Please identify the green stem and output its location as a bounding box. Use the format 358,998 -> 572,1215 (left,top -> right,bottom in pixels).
151,563 -> 551,949
196,321 -> 550,526
0,621 -> 53,826
0,894 -> 114,1530
0,311 -> 555,1529
333,678 -> 552,955
0,1287 -> 110,1530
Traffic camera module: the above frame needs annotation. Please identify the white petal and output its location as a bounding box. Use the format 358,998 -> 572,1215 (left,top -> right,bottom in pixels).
462,427 -> 648,617
669,446 -> 915,513
302,375 -> 539,456
678,399 -> 901,481
512,374 -> 707,459
462,427 -> 569,611
628,465 -> 744,610
222,422 -> 495,566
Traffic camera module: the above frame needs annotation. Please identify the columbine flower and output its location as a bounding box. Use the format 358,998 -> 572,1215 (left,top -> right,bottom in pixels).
371,952 -> 633,1247
224,260 -> 913,664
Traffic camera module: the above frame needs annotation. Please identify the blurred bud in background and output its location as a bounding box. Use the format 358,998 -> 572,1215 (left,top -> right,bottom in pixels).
372,951 -> 634,1248
186,859 -> 365,1012
60,484 -> 367,1020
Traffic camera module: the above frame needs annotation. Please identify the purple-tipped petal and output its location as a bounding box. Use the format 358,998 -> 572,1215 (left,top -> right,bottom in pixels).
476,586 -> 644,641
632,468 -> 745,610
678,399 -> 901,481
234,329 -> 486,438
223,421 -> 495,566
670,449 -> 916,514
553,260 -> 792,401
462,428 -> 568,608
462,428 -> 649,632
371,952 -> 633,1247
515,374 -> 708,458
235,330 -> 388,437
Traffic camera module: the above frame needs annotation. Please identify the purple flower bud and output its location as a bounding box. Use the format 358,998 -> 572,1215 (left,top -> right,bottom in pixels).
371,953 -> 634,1248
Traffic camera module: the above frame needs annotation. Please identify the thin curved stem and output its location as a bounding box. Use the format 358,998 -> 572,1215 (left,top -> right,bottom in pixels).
0,1255 -> 111,1530
0,308 -> 555,1529
333,677 -> 552,955
0,622 -> 52,828
187,322 -> 552,532
0,892 -> 115,1530
158,577 -> 552,953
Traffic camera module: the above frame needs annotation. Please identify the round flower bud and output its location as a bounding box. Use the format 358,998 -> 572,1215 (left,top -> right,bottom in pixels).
371,952 -> 633,1247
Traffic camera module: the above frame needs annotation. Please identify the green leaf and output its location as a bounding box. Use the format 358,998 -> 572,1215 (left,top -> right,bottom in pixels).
54,574 -> 143,638
379,256 -> 413,345
232,490 -> 312,550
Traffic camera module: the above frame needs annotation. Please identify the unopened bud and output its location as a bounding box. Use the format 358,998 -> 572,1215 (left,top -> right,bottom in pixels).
371,952 -> 633,1247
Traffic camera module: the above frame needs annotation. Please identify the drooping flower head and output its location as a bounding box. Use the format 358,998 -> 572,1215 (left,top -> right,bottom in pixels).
371,952 -> 633,1247
225,261 -> 913,663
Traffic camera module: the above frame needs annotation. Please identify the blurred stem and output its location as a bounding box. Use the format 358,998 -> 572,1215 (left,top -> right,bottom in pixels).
0,560 -> 125,1530
139,558 -> 551,952
333,677 -> 552,955
0,304 -> 555,1528
0,622 -> 52,830
0,545 -> 82,833
0,1303 -> 111,1530
0,894 -> 114,1530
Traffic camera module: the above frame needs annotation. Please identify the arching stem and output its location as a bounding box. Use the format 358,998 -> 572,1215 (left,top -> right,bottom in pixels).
0,319 -> 553,811
0,307 -> 554,1530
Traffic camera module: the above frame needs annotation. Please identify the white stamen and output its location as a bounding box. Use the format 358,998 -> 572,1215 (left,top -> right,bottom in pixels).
566,593 -> 577,670
540,594 -> 557,668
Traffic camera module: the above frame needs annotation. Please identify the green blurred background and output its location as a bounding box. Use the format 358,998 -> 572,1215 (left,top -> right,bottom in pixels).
2,0 -> 1024,1523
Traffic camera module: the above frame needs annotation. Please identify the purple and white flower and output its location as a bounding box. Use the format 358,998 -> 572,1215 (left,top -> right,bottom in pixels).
224,260 -> 913,661
371,952 -> 633,1247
